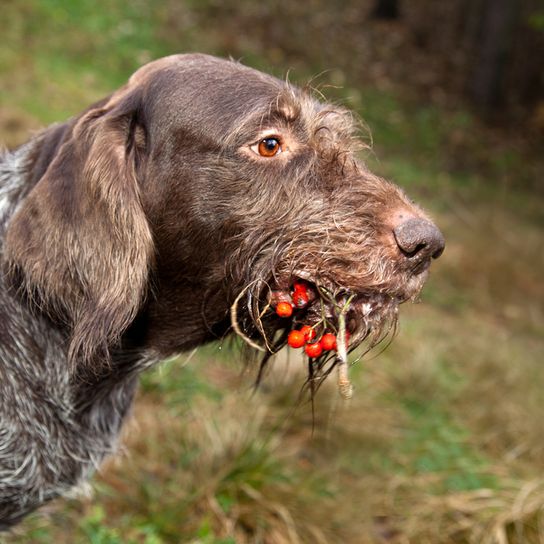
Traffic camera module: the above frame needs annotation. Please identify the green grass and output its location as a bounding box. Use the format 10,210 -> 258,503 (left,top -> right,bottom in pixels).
1,1 -> 544,543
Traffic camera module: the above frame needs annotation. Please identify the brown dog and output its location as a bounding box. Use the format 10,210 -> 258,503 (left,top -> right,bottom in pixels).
0,54 -> 443,528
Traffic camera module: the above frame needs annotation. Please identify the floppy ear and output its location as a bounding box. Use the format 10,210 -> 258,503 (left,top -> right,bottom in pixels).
5,91 -> 154,369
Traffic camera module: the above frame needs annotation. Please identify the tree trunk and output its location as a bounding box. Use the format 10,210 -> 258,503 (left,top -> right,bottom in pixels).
468,0 -> 520,112
372,0 -> 399,20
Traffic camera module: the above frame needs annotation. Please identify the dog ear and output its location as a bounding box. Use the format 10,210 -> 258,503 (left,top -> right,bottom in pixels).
5,90 -> 154,370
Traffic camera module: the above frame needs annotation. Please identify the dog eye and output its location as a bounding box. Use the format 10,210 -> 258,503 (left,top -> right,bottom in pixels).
252,137 -> 282,157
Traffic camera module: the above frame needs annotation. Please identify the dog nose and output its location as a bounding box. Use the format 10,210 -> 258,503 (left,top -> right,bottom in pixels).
393,218 -> 445,261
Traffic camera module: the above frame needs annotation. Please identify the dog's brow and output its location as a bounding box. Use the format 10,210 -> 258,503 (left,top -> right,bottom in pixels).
221,102 -> 303,149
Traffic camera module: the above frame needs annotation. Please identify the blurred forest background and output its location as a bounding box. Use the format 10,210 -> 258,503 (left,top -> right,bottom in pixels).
1,0 -> 543,543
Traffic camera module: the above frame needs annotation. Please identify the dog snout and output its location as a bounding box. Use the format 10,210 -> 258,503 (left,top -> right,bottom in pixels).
393,217 -> 445,263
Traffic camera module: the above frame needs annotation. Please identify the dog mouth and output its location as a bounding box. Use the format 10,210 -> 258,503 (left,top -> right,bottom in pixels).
231,273 -> 413,397
268,276 -> 402,344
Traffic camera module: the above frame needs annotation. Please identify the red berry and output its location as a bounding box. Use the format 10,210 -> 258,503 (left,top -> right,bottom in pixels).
276,302 -> 293,318
293,280 -> 308,293
287,330 -> 306,348
320,333 -> 337,351
305,342 -> 323,358
292,290 -> 309,308
300,325 -> 316,342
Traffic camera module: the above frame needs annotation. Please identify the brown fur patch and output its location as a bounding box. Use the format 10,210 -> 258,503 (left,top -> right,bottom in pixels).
5,94 -> 153,370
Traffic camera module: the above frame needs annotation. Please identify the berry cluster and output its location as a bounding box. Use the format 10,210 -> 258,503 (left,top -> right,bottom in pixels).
272,280 -> 350,359
273,280 -> 312,319
287,327 -> 340,358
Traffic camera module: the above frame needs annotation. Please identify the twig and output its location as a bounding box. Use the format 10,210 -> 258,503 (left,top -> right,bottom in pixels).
336,302 -> 353,400
230,285 -> 266,352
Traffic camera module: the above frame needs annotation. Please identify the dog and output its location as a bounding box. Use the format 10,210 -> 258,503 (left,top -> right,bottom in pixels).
0,53 -> 444,528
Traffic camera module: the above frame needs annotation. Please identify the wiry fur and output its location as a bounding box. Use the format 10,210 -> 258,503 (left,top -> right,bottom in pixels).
0,54 -> 443,528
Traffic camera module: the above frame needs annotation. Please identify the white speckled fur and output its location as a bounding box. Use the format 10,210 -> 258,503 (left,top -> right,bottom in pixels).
0,138 -> 155,528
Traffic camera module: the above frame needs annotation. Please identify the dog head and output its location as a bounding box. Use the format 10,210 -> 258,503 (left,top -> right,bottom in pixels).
5,54 -> 444,374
